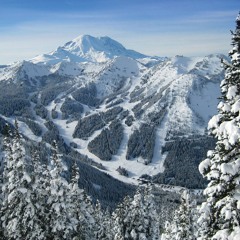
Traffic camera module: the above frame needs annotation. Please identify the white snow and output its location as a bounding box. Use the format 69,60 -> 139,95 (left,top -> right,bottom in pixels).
227,86 -> 238,99
219,120 -> 240,145
189,81 -> 220,126
170,55 -> 203,73
0,61 -> 50,81
231,100 -> 240,113
212,227 -> 240,240
220,162 -> 236,176
31,35 -> 147,65
0,34 -> 225,185
199,158 -> 210,175
208,115 -> 221,130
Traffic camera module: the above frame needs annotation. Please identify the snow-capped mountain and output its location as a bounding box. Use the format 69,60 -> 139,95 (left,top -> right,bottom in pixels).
31,35 -> 148,65
0,35 -> 226,187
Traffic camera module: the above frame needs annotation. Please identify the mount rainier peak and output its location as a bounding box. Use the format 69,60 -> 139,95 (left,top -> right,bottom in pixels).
31,35 -> 148,64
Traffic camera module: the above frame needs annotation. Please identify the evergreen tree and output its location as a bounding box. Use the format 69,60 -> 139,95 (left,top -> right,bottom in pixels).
142,185 -> 160,240
112,195 -> 132,240
112,186 -> 159,240
198,13 -> 240,239
31,148 -> 51,239
0,124 -> 11,240
175,191 -> 195,240
161,190 -> 195,240
94,200 -> 112,240
161,221 -> 174,240
47,141 -> 73,239
127,187 -> 150,240
1,120 -> 42,239
68,160 -> 95,240
68,160 -> 82,240
79,190 -> 95,240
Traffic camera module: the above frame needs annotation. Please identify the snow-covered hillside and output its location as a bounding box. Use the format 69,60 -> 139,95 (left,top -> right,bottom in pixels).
0,35 -> 225,185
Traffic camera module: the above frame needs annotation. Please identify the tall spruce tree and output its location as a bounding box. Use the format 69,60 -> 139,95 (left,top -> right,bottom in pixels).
198,13 -> 240,239
112,186 -> 159,240
127,188 -> 148,240
162,190 -> 195,240
68,160 -> 82,240
68,160 -> 95,240
112,195 -> 132,240
31,148 -> 51,239
1,121 -> 42,239
47,141 -> 74,239
142,185 -> 160,240
94,200 -> 112,240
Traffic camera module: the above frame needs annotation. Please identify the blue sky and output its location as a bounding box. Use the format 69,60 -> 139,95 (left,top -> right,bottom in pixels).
0,0 -> 239,64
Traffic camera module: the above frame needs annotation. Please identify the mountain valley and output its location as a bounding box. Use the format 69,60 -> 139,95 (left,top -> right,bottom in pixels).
0,35 -> 226,202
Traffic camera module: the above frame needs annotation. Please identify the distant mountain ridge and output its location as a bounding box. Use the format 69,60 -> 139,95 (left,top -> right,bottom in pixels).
0,35 -> 226,189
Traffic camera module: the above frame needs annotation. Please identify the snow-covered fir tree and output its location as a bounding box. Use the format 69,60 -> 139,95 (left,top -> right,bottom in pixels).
0,124 -> 12,239
79,190 -> 95,240
31,148 -> 51,239
176,190 -> 195,240
1,121 -> 43,239
94,200 -> 112,240
112,194 -> 132,239
112,186 -> 159,240
68,159 -> 83,240
68,160 -> 95,240
198,13 -> 240,240
47,141 -> 74,239
128,188 -> 148,239
125,187 -> 156,240
161,221 -> 174,240
142,185 -> 160,240
161,190 -> 195,240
